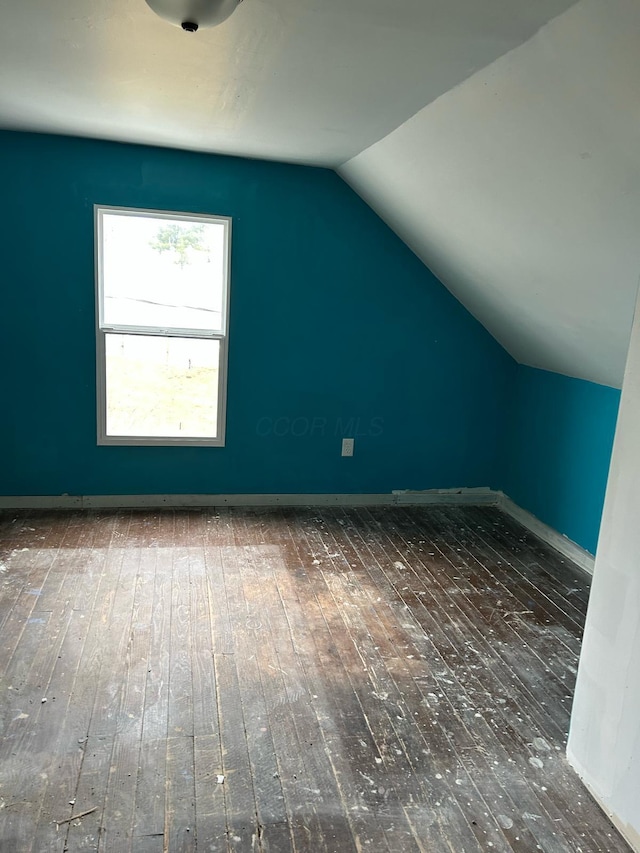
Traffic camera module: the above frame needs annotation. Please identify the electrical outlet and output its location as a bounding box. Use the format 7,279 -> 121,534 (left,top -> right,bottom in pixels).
341,438 -> 354,457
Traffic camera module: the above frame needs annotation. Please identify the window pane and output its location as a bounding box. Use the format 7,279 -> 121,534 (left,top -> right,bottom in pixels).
105,334 -> 220,439
102,213 -> 226,331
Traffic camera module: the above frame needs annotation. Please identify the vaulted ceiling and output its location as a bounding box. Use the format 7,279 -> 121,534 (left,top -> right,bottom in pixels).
340,0 -> 640,388
2,0 -> 638,387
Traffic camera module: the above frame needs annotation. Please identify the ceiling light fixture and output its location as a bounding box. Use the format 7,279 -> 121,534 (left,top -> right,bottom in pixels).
145,0 -> 242,31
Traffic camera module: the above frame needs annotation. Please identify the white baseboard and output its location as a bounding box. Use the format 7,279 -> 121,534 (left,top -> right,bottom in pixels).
497,492 -> 595,575
0,487 -> 497,511
566,749 -> 640,853
0,493 -> 382,509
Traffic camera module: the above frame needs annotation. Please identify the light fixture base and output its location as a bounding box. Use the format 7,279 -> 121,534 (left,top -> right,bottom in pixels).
145,0 -> 242,29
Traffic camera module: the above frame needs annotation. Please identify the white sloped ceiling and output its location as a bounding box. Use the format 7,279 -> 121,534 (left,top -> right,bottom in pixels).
340,0 -> 640,388
0,0 -> 575,167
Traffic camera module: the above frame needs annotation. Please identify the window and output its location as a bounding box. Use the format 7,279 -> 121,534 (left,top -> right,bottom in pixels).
95,206 -> 231,446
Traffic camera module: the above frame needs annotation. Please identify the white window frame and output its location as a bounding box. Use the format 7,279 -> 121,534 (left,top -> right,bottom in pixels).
94,205 -> 231,447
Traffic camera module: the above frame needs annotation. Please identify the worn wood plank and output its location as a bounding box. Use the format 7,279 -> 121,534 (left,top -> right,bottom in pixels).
134,547 -> 173,842
165,736 -> 197,852
194,734 -> 228,853
99,548 -> 156,851
219,539 -> 293,853
168,547 -> 193,738
189,547 -> 219,738
214,650 -> 260,852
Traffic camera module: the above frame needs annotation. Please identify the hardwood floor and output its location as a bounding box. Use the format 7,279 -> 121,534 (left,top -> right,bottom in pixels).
0,506 -> 630,852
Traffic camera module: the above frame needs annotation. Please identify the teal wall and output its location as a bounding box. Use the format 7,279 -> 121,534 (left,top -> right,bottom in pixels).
502,365 -> 620,555
0,130 -> 515,497
0,131 -> 620,548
